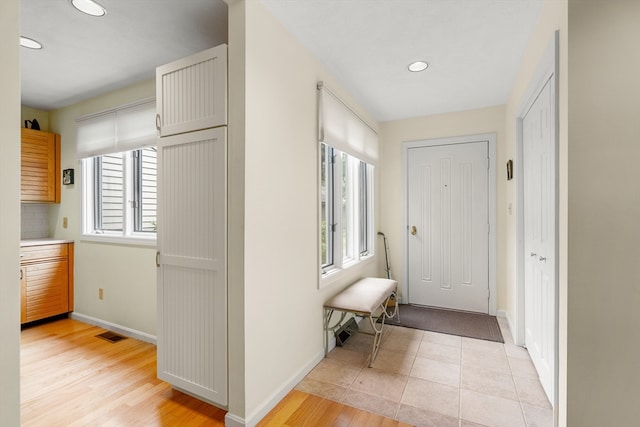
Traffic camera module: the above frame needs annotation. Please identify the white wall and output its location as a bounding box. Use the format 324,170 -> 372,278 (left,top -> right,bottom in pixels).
379,106 -> 506,305
567,0 -> 640,424
48,79 -> 158,336
503,0 -> 567,423
226,0 -> 247,421
0,0 -> 21,424
232,0 -> 380,423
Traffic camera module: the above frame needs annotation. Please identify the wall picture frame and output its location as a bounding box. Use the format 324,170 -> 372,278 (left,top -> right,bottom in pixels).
63,168 -> 74,185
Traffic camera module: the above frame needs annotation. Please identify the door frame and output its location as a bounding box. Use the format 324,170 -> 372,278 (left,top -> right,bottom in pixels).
515,31 -> 559,409
402,133 -> 497,315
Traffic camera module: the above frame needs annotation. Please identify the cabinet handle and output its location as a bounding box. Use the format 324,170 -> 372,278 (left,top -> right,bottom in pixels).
20,269 -> 23,280
156,251 -> 160,268
155,114 -> 161,132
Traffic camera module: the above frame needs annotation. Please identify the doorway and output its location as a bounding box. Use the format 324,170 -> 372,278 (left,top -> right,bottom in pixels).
403,134 -> 497,315
515,32 -> 559,405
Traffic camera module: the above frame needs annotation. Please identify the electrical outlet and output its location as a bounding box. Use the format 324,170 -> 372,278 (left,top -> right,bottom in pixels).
63,217 -> 68,228
99,288 -> 104,300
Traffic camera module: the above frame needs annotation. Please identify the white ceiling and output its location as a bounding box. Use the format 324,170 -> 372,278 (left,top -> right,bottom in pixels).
20,0 -> 228,111
21,0 -> 543,122
261,0 -> 544,122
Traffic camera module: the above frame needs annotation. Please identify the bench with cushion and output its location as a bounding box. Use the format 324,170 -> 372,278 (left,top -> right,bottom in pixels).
323,277 -> 398,367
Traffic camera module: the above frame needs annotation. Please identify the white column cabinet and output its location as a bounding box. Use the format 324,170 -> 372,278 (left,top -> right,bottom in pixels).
156,46 -> 228,407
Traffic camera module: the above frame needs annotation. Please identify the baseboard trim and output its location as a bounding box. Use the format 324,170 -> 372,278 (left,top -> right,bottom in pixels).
241,350 -> 326,426
224,412 -> 246,427
70,312 -> 157,345
496,309 -> 516,339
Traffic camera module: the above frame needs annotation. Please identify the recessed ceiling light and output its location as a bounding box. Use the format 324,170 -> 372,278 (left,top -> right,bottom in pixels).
408,60 -> 429,72
20,36 -> 42,50
71,0 -> 107,17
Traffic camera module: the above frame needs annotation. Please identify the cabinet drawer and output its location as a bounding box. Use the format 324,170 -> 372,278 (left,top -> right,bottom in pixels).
21,244 -> 68,262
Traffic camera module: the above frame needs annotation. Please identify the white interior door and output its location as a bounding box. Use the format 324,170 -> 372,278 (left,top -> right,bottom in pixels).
157,127 -> 227,405
407,141 -> 489,313
523,76 -> 555,402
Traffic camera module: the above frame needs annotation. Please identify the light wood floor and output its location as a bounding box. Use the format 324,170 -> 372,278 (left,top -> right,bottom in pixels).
257,389 -> 412,427
21,318 -> 406,426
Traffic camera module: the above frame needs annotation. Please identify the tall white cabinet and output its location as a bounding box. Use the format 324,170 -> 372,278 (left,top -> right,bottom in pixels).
156,44 -> 228,406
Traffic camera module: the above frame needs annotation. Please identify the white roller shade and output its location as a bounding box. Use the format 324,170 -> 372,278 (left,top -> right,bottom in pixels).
116,101 -> 158,152
76,98 -> 156,159
318,83 -> 378,165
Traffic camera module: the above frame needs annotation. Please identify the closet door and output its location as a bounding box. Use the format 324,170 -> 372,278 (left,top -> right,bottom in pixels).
156,45 -> 227,137
156,127 -> 227,405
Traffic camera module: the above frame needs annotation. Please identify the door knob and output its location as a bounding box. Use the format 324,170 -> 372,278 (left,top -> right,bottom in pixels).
410,226 -> 417,236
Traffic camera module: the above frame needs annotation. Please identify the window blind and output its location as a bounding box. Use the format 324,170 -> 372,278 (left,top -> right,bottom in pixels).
317,82 -> 378,166
75,98 -> 156,159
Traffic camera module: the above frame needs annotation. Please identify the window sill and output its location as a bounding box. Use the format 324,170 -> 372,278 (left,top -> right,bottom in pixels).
81,233 -> 156,248
319,255 -> 375,289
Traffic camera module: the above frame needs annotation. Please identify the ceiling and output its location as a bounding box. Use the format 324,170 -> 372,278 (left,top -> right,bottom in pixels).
21,0 -> 543,122
261,0 -> 544,122
20,0 -> 228,111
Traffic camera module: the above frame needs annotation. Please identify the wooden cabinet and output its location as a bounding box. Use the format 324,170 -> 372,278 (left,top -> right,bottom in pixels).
21,128 -> 61,203
156,44 -> 227,137
20,242 -> 74,324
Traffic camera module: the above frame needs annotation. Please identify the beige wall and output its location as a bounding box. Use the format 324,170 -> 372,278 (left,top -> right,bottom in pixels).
567,0 -> 640,424
48,79 -> 158,336
234,0 -> 380,422
21,106 -> 50,132
226,0 -> 247,421
378,106 -> 506,305
503,0 -> 567,422
0,0 -> 21,424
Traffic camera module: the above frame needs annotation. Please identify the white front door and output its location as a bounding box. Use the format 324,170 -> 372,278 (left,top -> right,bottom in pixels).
407,141 -> 489,313
523,76 -> 555,402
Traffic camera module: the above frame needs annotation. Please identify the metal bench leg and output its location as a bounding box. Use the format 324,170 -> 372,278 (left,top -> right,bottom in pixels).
323,309 -> 346,357
368,314 -> 385,367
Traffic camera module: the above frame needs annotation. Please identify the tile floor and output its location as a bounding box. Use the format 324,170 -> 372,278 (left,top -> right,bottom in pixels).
296,317 -> 553,426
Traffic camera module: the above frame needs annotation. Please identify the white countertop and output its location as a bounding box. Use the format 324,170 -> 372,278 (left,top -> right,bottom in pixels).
20,238 -> 74,247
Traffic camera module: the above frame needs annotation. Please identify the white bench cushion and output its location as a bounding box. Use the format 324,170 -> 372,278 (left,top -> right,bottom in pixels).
324,277 -> 397,315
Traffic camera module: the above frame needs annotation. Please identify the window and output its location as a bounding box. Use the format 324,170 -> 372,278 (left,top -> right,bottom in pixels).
76,98 -> 157,245
83,147 -> 157,241
317,82 -> 378,280
320,143 -> 373,274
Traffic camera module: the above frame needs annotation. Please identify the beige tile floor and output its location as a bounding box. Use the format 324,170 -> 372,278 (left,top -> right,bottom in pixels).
296,316 -> 553,426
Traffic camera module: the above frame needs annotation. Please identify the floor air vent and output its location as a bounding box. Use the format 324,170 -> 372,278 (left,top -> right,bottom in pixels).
96,331 -> 127,343
336,317 -> 359,347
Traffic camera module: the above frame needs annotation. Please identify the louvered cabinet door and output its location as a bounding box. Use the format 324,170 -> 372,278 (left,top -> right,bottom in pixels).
23,259 -> 69,322
156,44 -> 227,137
20,243 -> 74,324
21,128 -> 61,203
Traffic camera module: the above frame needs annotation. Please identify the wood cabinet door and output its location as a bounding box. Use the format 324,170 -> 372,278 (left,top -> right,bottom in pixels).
23,259 -> 69,323
20,243 -> 74,324
156,44 -> 227,136
21,128 -> 60,203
